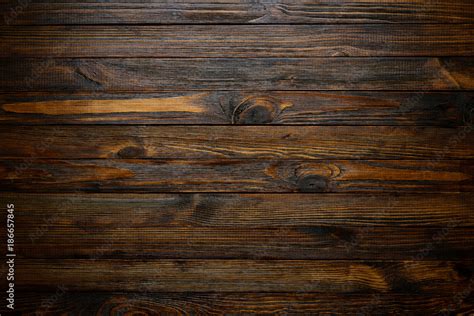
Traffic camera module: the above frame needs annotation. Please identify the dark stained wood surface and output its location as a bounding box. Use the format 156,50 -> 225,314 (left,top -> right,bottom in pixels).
10,292 -> 474,315
2,0 -> 473,24
2,25 -> 473,57
13,225 -> 474,260
2,58 -> 473,92
3,193 -> 472,227
1,126 -> 473,159
4,193 -> 472,260
12,260 -> 474,293
1,92 -> 472,126
2,159 -> 472,193
1,0 -> 473,314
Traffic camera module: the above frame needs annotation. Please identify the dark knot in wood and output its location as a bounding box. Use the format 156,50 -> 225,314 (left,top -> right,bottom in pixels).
117,146 -> 145,158
297,175 -> 328,192
232,96 -> 292,124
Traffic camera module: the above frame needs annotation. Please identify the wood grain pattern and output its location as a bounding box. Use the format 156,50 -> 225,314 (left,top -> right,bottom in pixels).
13,225 -> 474,260
1,0 -> 473,312
1,126 -> 473,160
2,25 -> 473,57
3,193 -> 472,227
2,0 -> 473,25
10,292 -> 474,315
12,260 -> 474,293
2,58 -> 473,92
1,91 -> 472,126
3,193 -> 472,259
1,159 -> 472,193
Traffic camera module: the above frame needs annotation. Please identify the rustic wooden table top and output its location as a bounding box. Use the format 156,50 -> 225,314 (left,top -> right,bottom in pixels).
0,0 -> 473,314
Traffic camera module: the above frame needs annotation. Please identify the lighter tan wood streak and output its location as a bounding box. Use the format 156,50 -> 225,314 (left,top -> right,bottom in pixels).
334,163 -> 470,181
2,94 -> 208,115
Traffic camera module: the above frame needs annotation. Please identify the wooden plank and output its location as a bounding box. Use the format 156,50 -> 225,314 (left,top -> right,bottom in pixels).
1,92 -> 473,126
1,126 -> 473,160
2,25 -> 473,58
1,58 -> 473,92
5,193 -> 473,259
1,159 -> 472,193
2,1 -> 473,25
3,193 -> 472,227
11,260 -> 474,293
13,225 -> 474,260
10,292 -> 474,315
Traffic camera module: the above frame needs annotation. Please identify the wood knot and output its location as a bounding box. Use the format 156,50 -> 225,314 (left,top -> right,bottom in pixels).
297,175 -> 328,192
232,96 -> 292,124
117,146 -> 145,158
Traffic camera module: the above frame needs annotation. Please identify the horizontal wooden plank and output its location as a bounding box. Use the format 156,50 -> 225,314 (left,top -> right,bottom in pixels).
1,58 -> 473,92
2,25 -> 473,57
10,260 -> 473,293
13,225 -> 474,260
4,193 -> 472,259
2,1 -> 473,24
10,292 -> 474,315
1,126 -> 473,160
1,159 -> 472,193
3,193 -> 472,227
1,92 -> 473,126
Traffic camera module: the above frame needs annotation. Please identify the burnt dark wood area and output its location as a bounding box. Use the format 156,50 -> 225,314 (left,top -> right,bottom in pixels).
0,0 -> 473,315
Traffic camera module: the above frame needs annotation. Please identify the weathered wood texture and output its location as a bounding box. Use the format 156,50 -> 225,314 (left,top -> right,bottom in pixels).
1,0 -> 473,313
9,292 -> 474,315
11,260 -> 474,293
2,25 -> 473,57
2,159 -> 472,193
13,225 -> 474,260
2,1 -> 473,24
2,58 -> 473,92
1,126 -> 473,159
3,193 -> 472,227
2,193 -> 471,259
1,92 -> 473,126
17,292 -> 474,315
